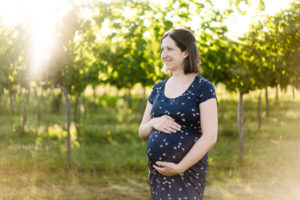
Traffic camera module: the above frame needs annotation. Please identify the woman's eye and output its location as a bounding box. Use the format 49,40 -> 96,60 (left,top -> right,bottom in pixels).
160,47 -> 172,52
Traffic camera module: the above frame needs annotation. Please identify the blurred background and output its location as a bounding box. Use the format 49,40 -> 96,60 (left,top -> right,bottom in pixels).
0,0 -> 299,199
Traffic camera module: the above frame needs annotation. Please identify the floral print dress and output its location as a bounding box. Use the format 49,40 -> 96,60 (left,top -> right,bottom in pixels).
147,74 -> 217,200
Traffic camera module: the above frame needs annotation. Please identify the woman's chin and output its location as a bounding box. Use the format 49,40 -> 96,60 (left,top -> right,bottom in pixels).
164,64 -> 173,71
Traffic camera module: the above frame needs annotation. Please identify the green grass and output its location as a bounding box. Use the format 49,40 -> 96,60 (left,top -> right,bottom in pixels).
0,90 -> 299,199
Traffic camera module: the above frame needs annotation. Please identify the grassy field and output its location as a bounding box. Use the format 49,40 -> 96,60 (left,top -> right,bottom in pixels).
0,87 -> 299,200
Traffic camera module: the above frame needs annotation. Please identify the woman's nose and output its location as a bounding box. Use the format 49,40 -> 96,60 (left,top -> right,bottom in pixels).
161,51 -> 167,59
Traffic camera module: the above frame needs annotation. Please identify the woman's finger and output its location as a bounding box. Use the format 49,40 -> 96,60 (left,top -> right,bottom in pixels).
164,115 -> 175,121
164,127 -> 175,133
165,117 -> 180,127
170,121 -> 181,130
165,122 -> 180,132
156,161 -> 170,167
161,127 -> 172,134
159,124 -> 178,133
167,125 -> 179,133
153,165 -> 164,172
153,165 -> 168,176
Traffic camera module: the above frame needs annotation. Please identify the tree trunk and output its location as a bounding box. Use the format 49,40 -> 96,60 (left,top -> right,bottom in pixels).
22,88 -> 30,135
127,88 -> 132,109
257,91 -> 262,131
62,93 -> 67,130
92,86 -> 98,111
82,95 -> 86,118
292,87 -> 295,100
93,87 -> 96,102
74,93 -> 81,137
275,85 -> 279,105
9,90 -> 15,114
238,92 -> 244,163
34,87 -> 41,128
265,86 -> 269,117
55,83 -> 71,167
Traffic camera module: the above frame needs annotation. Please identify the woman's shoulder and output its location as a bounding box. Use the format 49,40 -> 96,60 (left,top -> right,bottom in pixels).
148,79 -> 167,103
192,74 -> 216,97
152,78 -> 167,89
194,74 -> 217,102
196,74 -> 215,87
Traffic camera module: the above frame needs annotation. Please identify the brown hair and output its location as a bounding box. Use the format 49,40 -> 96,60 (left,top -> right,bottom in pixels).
161,29 -> 201,74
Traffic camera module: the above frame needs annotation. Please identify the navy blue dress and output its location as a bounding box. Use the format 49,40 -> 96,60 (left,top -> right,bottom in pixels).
147,74 -> 217,200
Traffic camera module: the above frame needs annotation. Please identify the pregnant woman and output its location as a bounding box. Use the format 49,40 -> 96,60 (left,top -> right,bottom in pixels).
138,29 -> 218,200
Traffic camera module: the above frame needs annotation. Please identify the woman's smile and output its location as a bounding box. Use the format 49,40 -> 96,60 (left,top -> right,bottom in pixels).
161,36 -> 187,71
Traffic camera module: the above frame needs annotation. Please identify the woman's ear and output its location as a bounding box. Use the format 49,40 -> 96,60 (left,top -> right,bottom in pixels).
183,50 -> 188,58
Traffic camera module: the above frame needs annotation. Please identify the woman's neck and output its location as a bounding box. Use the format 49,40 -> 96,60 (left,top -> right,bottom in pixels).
171,69 -> 185,78
171,70 -> 196,80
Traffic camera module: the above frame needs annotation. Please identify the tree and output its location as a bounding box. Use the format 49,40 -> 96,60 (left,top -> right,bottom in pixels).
0,23 -> 25,115
43,4 -> 83,166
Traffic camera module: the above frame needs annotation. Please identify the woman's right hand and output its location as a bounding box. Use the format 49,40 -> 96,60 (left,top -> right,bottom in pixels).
151,115 -> 181,134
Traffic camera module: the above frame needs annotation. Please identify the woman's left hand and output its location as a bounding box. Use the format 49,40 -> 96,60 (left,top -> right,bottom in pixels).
153,161 -> 183,176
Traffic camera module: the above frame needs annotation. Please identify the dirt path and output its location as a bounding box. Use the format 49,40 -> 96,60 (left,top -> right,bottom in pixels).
205,134 -> 300,200
205,179 -> 300,200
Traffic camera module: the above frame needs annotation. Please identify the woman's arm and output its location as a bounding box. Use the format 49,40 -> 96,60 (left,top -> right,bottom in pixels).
176,98 -> 218,173
139,102 -> 182,140
138,101 -> 154,140
153,98 -> 218,175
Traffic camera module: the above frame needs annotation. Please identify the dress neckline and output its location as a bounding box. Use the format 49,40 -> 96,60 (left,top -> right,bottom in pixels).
162,74 -> 199,100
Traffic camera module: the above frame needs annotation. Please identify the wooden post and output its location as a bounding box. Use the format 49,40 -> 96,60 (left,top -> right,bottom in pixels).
265,86 -> 269,117
257,91 -> 262,131
55,83 -> 71,167
22,87 -> 30,135
238,92 -> 244,163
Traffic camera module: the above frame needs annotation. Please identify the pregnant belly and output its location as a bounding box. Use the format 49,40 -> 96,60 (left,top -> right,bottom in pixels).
146,127 -> 200,164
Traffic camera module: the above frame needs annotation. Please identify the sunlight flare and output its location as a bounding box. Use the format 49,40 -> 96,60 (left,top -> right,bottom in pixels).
0,0 -> 71,80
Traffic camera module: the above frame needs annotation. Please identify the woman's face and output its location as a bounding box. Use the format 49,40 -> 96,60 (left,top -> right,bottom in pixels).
161,36 -> 188,72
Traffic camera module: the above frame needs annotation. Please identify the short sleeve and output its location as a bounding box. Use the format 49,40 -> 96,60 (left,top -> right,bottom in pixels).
198,80 -> 217,104
148,85 -> 156,104
148,81 -> 163,104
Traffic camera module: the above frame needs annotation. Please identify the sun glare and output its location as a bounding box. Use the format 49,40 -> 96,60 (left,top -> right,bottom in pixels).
213,0 -> 295,40
29,1 -> 57,79
0,0 -> 71,80
0,0 -> 295,80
